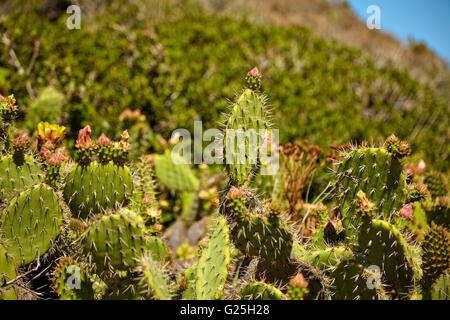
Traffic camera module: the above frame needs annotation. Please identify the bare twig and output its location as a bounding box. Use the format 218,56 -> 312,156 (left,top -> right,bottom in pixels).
0,257 -> 41,289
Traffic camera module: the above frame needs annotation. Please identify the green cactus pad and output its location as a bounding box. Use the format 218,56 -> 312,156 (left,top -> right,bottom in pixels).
224,88 -> 271,185
233,213 -> 293,261
0,243 -> 17,300
336,148 -> 407,240
296,246 -> 352,270
138,254 -> 172,300
52,257 -> 95,300
195,218 -> 230,300
64,161 -> 134,219
330,260 -> 380,300
0,154 -> 44,202
1,183 -> 63,265
358,219 -> 416,298
154,150 -> 199,192
83,212 -> 149,273
241,282 -> 286,300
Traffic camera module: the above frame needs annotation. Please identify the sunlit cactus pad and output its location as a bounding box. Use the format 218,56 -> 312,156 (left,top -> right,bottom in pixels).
0,183 -> 63,265
0,154 -> 44,202
64,161 -> 134,219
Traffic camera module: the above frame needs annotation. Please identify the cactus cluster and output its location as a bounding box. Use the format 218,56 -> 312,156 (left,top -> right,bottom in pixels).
0,67 -> 448,301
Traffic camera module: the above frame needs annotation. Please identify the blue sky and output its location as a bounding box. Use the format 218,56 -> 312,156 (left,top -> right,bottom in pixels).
347,0 -> 450,64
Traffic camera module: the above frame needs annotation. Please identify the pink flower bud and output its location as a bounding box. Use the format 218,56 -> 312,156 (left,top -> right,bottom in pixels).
97,133 -> 111,147
397,204 -> 413,220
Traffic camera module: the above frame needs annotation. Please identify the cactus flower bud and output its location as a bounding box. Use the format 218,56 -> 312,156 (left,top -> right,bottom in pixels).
97,133 -> 112,147
397,204 -> 413,220
245,67 -> 262,90
47,147 -> 69,166
76,125 -> 94,150
13,132 -> 30,149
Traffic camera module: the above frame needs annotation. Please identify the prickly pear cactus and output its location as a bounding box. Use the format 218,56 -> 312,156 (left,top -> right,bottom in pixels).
336,147 -> 407,241
423,196 -> 449,228
52,257 -> 95,300
424,172 -> 448,198
421,225 -> 450,289
195,217 -> 230,300
138,254 -> 172,300
330,260 -> 381,300
0,154 -> 44,201
358,219 -> 417,298
233,212 -> 293,262
241,282 -> 286,300
64,161 -> 134,219
0,243 -> 18,300
223,69 -> 272,185
154,150 -> 199,192
83,211 -> 149,273
295,246 -> 352,270
0,183 -> 63,265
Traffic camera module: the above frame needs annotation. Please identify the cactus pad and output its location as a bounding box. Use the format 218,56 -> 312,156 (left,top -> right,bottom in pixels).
330,260 -> 380,300
0,243 -> 17,300
241,282 -> 285,300
224,88 -> 271,185
0,154 -> 44,201
424,172 -> 448,198
138,254 -> 172,300
52,257 -> 95,300
336,148 -> 407,240
0,183 -> 63,265
195,217 -> 230,300
421,225 -> 450,288
83,212 -> 149,273
154,150 -> 199,192
358,219 -> 416,298
233,213 -> 293,261
64,161 -> 133,219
